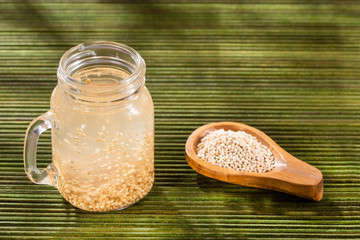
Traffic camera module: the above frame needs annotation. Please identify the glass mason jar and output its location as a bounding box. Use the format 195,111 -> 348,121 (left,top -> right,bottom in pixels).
24,41 -> 154,212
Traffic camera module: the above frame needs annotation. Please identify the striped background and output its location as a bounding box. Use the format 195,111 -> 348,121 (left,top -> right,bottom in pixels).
0,0 -> 359,239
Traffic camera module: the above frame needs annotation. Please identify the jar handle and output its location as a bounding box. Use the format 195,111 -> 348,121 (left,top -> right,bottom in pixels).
23,111 -> 57,185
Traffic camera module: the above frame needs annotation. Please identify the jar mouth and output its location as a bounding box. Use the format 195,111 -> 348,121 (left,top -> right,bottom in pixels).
57,41 -> 146,103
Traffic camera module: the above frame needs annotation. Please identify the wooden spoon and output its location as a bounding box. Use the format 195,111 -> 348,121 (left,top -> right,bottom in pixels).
185,122 -> 323,201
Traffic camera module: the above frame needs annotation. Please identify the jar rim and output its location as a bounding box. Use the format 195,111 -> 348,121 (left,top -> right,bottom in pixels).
57,41 -> 146,103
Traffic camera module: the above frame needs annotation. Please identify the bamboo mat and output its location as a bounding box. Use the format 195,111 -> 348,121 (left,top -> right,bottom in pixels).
1,0 -> 360,239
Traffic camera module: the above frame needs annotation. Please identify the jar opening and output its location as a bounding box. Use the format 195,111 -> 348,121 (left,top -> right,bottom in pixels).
57,41 -> 146,103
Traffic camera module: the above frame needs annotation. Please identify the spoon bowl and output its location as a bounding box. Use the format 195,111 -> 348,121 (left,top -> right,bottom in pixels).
185,122 -> 323,201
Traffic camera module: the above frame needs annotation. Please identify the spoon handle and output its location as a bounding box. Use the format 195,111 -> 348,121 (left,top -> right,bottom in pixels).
263,151 -> 323,201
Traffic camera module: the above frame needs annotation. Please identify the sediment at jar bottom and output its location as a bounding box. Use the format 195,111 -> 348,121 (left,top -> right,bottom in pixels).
59,169 -> 154,212
52,128 -> 155,212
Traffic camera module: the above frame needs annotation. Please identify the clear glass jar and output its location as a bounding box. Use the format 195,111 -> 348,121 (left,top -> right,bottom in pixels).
24,41 -> 154,212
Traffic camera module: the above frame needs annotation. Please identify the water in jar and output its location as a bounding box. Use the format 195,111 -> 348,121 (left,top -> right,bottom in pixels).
50,67 -> 154,211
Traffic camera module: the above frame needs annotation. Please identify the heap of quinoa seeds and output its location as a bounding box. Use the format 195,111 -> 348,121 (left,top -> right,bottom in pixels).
196,129 -> 275,173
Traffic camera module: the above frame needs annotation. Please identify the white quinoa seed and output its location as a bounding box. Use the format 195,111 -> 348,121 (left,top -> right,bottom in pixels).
196,129 -> 275,173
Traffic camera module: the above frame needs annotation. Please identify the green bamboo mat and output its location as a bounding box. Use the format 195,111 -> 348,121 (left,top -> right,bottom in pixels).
1,0 -> 360,239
